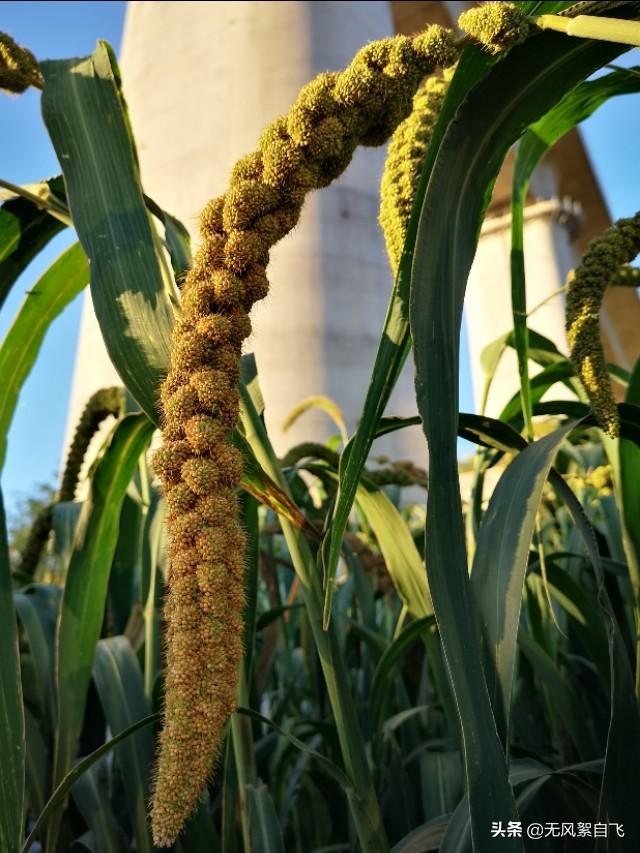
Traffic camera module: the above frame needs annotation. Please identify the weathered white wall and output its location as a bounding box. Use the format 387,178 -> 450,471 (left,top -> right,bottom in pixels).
65,0 -> 428,469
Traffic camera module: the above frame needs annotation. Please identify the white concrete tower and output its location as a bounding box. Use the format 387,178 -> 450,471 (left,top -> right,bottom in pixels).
65,1 -> 428,464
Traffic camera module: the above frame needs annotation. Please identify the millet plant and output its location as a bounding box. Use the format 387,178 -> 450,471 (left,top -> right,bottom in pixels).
1,2 -> 640,852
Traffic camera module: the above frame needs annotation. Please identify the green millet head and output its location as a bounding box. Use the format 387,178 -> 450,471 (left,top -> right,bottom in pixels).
458,2 -> 531,55
566,212 -> 640,437
19,386 -> 124,579
0,31 -> 42,93
60,386 -> 124,502
380,69 -> 451,275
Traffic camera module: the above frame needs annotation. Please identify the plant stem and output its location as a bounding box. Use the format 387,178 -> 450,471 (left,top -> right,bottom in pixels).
239,383 -> 389,853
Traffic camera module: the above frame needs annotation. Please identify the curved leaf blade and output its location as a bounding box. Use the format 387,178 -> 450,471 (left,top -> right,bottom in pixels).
93,637 -> 154,853
0,176 -> 66,310
22,713 -> 159,853
41,43 -> 176,424
0,242 -> 88,470
410,26 -> 633,853
48,414 -> 154,849
470,423 -> 574,742
0,490 -> 25,853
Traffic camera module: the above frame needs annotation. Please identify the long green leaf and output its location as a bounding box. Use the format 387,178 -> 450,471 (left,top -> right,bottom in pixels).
307,458 -> 431,622
0,176 -> 67,310
246,783 -> 286,853
41,42 -> 176,424
141,490 -> 166,702
0,489 -> 25,853
93,637 -> 154,853
438,756 -> 593,853
70,759 -> 128,853
410,25 -> 633,853
14,586 -> 59,729
618,358 -> 640,691
48,414 -> 154,849
321,43 -> 499,623
355,480 -> 431,621
470,424 -> 574,743
370,615 -> 435,735
24,709 -> 48,820
549,473 -> 640,850
519,626 -> 599,758
0,242 -> 88,470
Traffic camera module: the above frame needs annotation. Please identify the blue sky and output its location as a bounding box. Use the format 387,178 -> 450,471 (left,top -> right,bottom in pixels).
0,2 -> 638,519
0,1 -> 125,519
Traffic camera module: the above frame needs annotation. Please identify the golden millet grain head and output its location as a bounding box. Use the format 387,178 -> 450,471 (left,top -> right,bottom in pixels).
184,414 -> 227,455
154,9 -> 532,844
151,440 -> 193,486
163,384 -> 201,425
165,483 -> 198,515
458,3 -> 531,55
181,447 -> 243,495
566,212 -> 640,437
411,25 -> 458,69
200,196 -> 225,235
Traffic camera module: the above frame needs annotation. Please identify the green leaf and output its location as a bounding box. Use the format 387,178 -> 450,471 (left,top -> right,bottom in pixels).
370,615 -> 435,735
516,65 -> 640,193
0,490 -> 25,853
238,707 -> 352,791
93,636 -> 154,853
355,479 -> 431,620
470,424 -> 574,743
24,709 -> 48,819
410,26 -> 632,853
235,430 -> 310,534
14,585 -> 60,729
0,176 -> 67,309
0,242 -> 88,470
302,456 -> 430,621
238,374 -> 388,852
22,713 -> 159,853
41,42 -> 177,424
282,395 -> 348,444
391,814 -> 449,853
48,414 -> 154,850
143,194 -> 192,276
617,358 -> 640,687
321,43 -> 498,623
141,490 -> 166,702
518,627 -> 599,759
438,757 -> 580,853
70,759 -> 129,853
246,782 -> 285,853
175,798 -> 220,853
549,473 -> 640,849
